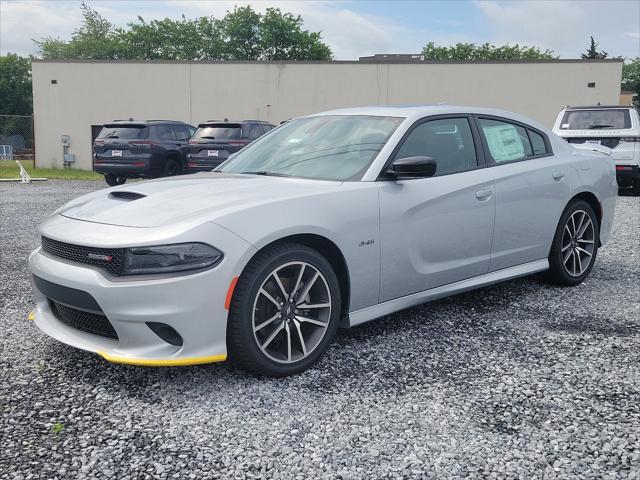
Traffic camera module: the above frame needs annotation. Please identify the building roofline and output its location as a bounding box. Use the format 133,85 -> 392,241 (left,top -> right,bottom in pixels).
31,58 -> 624,65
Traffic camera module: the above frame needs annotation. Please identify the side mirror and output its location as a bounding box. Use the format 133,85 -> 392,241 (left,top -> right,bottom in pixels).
386,156 -> 437,179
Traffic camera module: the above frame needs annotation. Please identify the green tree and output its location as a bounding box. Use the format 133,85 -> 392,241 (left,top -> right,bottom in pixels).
0,54 -> 32,115
421,42 -> 557,61
622,58 -> 640,106
581,36 -> 608,59
36,3 -> 122,59
35,4 -> 332,61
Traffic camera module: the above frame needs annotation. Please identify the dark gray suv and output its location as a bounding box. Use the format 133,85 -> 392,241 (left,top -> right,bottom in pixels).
93,120 -> 196,186
181,120 -> 274,173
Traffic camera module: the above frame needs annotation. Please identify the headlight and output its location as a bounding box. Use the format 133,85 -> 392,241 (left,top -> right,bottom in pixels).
122,243 -> 223,275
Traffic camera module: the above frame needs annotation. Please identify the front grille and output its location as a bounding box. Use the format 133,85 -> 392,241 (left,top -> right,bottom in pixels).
41,236 -> 124,275
567,137 -> 620,149
49,300 -> 119,340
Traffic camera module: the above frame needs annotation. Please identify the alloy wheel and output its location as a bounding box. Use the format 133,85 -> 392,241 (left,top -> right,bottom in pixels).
561,209 -> 595,277
252,261 -> 332,364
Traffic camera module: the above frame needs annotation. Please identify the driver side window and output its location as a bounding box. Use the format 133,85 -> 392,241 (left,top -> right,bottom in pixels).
394,118 -> 477,176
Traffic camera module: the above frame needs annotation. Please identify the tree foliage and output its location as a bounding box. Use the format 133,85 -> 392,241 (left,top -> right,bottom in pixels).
421,42 -> 557,61
622,58 -> 640,106
581,36 -> 608,60
35,3 -> 332,61
0,54 -> 32,115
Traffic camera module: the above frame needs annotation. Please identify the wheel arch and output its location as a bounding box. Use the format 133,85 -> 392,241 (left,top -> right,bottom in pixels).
242,233 -> 351,323
567,191 -> 603,245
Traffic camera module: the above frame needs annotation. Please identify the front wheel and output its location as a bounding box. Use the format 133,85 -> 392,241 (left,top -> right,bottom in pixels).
545,200 -> 599,286
227,243 -> 341,377
104,174 -> 126,186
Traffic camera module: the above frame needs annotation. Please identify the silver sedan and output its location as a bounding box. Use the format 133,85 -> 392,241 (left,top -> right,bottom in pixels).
29,106 -> 617,376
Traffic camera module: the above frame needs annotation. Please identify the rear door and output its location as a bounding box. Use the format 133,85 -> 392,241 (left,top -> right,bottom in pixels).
378,115 -> 496,302
476,116 -> 570,271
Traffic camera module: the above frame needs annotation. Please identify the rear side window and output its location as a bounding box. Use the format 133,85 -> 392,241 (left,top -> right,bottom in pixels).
528,130 -> 547,155
245,124 -> 263,140
560,109 -> 631,130
98,126 -> 148,140
193,124 -> 241,140
478,119 -> 532,163
155,125 -> 176,141
172,125 -> 191,141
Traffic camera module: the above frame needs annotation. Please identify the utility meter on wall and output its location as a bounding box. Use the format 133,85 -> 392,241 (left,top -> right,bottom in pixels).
61,135 -> 70,146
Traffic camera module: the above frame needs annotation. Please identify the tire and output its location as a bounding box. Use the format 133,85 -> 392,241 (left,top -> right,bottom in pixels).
545,200 -> 599,286
164,158 -> 181,177
227,242 -> 342,377
633,179 -> 640,197
104,174 -> 126,186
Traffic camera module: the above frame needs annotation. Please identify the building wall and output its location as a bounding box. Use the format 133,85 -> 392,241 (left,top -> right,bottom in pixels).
32,60 -> 623,170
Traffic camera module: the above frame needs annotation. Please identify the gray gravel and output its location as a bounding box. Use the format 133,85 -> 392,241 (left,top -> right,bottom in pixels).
1,180 -> 639,479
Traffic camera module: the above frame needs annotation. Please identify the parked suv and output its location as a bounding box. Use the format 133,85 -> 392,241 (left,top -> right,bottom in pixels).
93,120 -> 196,186
553,106 -> 640,195
181,120 -> 274,173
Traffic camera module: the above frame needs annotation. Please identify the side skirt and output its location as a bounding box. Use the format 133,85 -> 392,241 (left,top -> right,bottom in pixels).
348,259 -> 549,327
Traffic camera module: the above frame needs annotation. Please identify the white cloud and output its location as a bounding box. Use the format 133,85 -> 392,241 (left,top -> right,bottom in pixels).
475,0 -> 640,58
0,1 -> 82,55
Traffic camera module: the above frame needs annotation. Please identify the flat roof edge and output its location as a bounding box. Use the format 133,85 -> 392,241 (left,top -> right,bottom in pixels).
31,58 -> 625,65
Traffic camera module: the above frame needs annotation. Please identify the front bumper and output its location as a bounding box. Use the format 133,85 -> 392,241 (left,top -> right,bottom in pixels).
28,218 -> 256,366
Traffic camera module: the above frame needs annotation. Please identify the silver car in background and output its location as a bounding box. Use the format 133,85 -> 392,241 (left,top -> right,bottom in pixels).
29,106 -> 617,376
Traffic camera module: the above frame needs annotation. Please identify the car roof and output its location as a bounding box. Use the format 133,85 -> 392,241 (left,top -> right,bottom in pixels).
201,120 -> 274,124
308,104 -> 550,131
107,120 -> 191,125
562,105 -> 634,110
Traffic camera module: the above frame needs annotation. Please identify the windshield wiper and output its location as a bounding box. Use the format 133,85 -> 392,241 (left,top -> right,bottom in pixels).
199,136 -> 217,139
588,124 -> 614,129
241,171 -> 291,177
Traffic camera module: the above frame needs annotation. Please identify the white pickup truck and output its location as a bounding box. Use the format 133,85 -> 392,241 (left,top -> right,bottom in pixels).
553,105 -> 640,195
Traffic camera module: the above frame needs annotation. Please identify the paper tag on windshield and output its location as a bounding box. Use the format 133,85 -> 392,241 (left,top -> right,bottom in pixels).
562,123 -> 569,128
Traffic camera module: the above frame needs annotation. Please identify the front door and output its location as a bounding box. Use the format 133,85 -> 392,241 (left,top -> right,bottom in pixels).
378,116 -> 496,302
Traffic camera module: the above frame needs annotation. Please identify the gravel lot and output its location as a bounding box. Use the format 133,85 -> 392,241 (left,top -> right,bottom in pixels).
1,180 -> 639,479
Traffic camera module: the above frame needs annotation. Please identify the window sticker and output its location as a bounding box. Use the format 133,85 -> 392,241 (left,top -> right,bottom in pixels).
483,124 -> 525,162
562,123 -> 570,128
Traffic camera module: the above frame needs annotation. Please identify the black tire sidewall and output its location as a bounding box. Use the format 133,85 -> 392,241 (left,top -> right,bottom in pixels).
104,174 -> 126,186
228,244 -> 342,377
164,159 -> 181,177
548,200 -> 599,286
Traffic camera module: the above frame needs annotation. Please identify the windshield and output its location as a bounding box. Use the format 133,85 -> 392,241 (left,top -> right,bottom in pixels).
218,115 -> 403,181
560,109 -> 631,130
98,126 -> 149,139
193,124 -> 242,140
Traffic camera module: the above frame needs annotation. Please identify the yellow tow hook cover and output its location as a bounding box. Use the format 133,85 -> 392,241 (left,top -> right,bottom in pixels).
28,310 -> 36,321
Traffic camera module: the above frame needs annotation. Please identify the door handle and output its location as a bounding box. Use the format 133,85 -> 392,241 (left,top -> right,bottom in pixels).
475,189 -> 492,200
552,171 -> 565,181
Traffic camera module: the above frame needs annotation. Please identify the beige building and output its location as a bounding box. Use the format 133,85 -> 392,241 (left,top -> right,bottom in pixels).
31,59 -> 623,170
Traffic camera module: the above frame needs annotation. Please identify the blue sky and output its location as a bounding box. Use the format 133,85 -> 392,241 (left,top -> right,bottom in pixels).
1,1 -> 639,59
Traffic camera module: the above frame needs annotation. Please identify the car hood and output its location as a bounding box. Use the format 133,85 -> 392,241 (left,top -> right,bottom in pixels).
59,173 -> 341,228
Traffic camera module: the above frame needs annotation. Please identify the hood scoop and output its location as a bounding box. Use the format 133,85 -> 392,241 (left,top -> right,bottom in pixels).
108,191 -> 147,201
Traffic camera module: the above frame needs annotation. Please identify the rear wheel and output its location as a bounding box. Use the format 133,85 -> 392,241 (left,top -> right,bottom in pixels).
104,174 -> 126,186
227,243 -> 341,377
164,158 -> 181,177
633,179 -> 640,197
545,200 -> 599,286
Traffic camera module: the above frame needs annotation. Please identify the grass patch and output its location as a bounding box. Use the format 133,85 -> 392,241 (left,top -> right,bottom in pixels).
51,422 -> 65,434
0,160 -> 101,180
